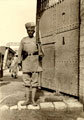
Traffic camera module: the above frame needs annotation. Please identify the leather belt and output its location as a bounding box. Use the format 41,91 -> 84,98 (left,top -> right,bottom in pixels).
28,52 -> 38,56
28,53 -> 33,56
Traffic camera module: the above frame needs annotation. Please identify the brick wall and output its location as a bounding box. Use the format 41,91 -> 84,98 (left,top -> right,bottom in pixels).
80,0 -> 84,104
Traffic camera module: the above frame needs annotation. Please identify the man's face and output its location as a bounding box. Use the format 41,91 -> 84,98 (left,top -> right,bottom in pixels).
26,27 -> 35,37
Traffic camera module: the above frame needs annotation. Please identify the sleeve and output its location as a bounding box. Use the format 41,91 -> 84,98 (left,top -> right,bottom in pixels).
18,40 -> 23,64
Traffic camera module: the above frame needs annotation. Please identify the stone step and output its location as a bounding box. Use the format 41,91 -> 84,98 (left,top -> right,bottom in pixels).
64,100 -> 83,112
39,102 -> 54,111
0,101 -> 83,112
53,102 -> 67,112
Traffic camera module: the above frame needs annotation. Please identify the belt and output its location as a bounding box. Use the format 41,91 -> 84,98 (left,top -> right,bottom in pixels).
28,52 -> 38,56
28,53 -> 33,56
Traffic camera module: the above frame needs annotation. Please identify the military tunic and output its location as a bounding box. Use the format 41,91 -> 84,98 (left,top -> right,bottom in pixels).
18,36 -> 43,87
18,37 -> 43,72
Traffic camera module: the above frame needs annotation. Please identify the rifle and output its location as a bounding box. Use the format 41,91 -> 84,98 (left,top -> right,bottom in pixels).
38,30 -> 44,57
37,30 -> 44,89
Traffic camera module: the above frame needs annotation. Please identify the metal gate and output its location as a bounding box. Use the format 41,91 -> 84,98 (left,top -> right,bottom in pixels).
36,0 -> 80,96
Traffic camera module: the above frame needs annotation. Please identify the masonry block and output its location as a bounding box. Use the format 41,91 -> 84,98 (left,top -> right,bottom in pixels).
53,102 -> 67,111
40,102 -> 54,111
10,105 -> 18,110
65,101 -> 83,112
28,105 -> 40,110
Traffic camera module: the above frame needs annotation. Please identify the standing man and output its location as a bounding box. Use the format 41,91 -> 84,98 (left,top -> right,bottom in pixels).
18,22 -> 44,106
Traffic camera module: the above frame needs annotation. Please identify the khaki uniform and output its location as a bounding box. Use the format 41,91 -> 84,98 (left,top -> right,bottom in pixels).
18,36 -> 43,87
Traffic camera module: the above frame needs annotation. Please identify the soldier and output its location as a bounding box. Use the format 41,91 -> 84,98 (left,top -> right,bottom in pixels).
18,22 -> 44,106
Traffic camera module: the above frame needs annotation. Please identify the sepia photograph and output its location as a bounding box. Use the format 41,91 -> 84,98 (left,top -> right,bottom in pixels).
0,0 -> 84,120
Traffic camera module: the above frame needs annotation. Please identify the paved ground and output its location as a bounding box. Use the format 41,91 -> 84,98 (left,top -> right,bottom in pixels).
0,70 -> 84,120
0,110 -> 84,120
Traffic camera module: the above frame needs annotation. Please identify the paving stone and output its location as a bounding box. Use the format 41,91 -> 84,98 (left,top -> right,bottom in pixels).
53,102 -> 67,111
28,104 -> 40,110
64,101 -> 83,112
17,101 -> 27,110
10,105 -> 18,110
40,102 -> 54,111
0,105 -> 9,111
77,117 -> 84,120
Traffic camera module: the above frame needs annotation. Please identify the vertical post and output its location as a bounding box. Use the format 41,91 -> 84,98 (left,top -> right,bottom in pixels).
0,53 -> 3,78
3,48 -> 9,70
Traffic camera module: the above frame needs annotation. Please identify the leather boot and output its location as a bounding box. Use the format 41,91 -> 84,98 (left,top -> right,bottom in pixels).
21,87 -> 30,106
32,87 -> 37,106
